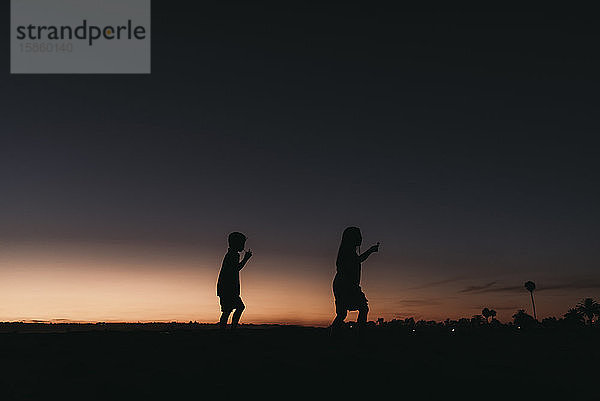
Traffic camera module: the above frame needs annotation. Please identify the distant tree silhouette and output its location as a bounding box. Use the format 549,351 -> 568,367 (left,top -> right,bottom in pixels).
489,309 -> 497,321
541,317 -> 558,328
563,308 -> 585,327
482,308 -> 492,323
471,315 -> 485,327
512,309 -> 536,328
575,298 -> 599,326
457,317 -> 471,329
524,281 -> 537,320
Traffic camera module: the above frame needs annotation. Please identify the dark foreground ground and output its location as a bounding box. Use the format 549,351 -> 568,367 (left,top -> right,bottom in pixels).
1,323 -> 598,399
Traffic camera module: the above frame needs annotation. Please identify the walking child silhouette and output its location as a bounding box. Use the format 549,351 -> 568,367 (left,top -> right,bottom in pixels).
330,227 -> 379,337
217,232 -> 252,330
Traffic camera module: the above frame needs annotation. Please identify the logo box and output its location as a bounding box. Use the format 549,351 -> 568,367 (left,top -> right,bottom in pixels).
11,0 -> 151,74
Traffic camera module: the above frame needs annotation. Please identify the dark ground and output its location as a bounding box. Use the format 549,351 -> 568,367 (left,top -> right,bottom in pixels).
1,323 -> 597,399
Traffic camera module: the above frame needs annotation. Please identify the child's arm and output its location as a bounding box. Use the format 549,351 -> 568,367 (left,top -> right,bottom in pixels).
359,243 -> 379,262
237,249 -> 253,271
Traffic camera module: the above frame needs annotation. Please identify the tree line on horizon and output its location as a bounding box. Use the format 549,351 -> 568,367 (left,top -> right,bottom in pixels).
370,296 -> 600,332
367,281 -> 599,331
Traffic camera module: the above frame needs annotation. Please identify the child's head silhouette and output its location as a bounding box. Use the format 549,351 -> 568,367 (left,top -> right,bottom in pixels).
228,232 -> 247,252
341,226 -> 362,248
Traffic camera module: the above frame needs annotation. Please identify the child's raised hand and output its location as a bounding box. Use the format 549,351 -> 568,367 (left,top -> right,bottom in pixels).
244,249 -> 253,259
369,242 -> 380,253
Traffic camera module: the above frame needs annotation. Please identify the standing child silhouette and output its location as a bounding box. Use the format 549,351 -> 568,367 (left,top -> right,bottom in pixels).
217,232 -> 252,330
330,227 -> 379,336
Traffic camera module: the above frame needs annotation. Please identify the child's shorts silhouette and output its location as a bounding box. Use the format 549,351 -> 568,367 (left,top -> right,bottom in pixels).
220,295 -> 245,313
334,281 -> 368,312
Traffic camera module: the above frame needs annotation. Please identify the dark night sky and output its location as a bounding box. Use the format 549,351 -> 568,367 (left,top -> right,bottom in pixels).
1,4 -> 599,324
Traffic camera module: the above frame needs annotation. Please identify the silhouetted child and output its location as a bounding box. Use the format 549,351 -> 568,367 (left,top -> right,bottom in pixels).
330,227 -> 379,336
217,232 -> 252,330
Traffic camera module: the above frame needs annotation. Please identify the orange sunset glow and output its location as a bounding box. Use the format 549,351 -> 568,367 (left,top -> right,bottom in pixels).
1,240 -> 588,326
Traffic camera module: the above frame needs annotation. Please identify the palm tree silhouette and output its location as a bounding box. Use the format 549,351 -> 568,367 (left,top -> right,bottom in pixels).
563,307 -> 585,326
575,298 -> 599,326
524,281 -> 537,320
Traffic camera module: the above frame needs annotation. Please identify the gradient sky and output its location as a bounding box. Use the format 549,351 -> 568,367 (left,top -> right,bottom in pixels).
1,4 -> 599,326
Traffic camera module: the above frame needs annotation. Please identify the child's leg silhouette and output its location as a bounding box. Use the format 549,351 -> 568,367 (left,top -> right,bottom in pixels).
357,305 -> 368,325
331,308 -> 347,329
220,310 -> 232,330
231,303 -> 245,329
